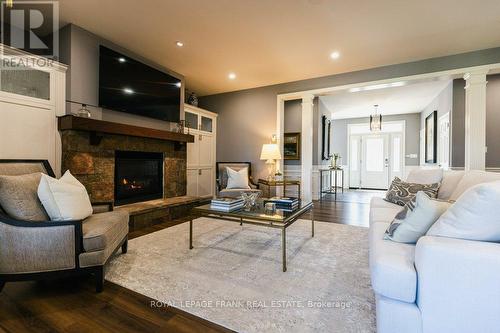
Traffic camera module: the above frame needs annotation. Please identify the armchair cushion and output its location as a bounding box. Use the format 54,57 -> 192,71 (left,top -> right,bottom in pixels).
82,210 -> 129,252
0,172 -> 48,221
226,167 -> 251,189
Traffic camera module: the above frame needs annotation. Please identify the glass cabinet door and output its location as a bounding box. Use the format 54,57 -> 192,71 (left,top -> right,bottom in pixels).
200,116 -> 213,133
185,111 -> 198,130
0,67 -> 50,100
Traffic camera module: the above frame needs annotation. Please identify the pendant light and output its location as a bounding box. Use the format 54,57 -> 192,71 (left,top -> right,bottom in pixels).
370,104 -> 382,132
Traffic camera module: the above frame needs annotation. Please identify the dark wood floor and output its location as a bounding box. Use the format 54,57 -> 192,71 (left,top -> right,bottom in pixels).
0,190 -> 381,333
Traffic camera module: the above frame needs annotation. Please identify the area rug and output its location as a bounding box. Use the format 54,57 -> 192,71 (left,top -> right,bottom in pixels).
106,218 -> 375,333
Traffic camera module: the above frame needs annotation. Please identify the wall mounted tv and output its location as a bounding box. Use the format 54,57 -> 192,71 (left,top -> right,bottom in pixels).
98,45 -> 182,122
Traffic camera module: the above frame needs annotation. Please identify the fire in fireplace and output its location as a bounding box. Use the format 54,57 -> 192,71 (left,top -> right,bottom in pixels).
114,151 -> 164,205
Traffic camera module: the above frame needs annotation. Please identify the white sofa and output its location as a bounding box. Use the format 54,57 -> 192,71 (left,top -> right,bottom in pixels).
369,170 -> 500,333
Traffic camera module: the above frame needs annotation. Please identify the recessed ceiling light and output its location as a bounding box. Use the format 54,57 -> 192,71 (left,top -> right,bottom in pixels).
175,82 -> 181,88
176,41 -> 184,47
228,72 -> 236,80
118,57 -> 126,63
123,87 -> 134,94
330,51 -> 340,60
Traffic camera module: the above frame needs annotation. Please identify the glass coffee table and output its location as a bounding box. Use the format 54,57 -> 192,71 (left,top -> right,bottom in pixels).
190,200 -> 314,272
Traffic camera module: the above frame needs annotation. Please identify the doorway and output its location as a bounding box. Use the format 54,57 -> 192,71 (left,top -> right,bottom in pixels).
348,121 -> 404,190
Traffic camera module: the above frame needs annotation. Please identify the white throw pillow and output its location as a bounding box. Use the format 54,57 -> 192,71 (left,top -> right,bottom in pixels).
406,168 -> 443,184
38,170 -> 93,221
427,181 -> 500,242
226,167 -> 250,189
384,191 -> 452,244
449,170 -> 500,201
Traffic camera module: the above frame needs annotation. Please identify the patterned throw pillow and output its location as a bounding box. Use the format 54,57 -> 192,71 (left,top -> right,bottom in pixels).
384,177 -> 440,206
385,191 -> 452,244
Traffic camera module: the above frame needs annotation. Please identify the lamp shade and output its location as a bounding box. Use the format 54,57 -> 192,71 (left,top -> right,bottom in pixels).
260,144 -> 281,160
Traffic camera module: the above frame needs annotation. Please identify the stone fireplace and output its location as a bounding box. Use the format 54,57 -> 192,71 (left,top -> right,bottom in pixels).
59,121 -> 188,205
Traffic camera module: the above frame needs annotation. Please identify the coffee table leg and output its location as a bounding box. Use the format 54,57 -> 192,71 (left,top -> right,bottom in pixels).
282,228 -> 287,272
189,219 -> 193,249
240,217 -> 243,226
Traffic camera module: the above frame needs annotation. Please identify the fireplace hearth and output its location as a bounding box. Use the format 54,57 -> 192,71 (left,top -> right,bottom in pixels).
114,151 -> 164,206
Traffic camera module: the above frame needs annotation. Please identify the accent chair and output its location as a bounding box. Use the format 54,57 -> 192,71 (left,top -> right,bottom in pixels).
216,162 -> 261,198
0,159 -> 129,293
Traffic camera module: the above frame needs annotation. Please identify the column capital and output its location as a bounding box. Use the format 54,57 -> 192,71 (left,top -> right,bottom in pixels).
301,94 -> 315,105
463,70 -> 489,87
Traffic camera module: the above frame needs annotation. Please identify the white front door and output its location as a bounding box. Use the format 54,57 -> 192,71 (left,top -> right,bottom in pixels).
438,113 -> 450,169
361,134 -> 389,189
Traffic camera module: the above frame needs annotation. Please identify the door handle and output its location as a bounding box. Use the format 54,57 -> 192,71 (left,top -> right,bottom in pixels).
198,169 -> 202,175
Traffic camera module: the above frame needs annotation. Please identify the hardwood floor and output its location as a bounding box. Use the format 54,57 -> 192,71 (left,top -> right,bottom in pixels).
0,190 -> 381,333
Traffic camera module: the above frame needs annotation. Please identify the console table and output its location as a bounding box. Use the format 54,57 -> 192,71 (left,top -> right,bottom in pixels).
319,168 -> 344,201
258,179 -> 301,198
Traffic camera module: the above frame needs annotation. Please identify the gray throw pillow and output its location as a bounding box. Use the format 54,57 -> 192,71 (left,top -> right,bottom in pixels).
0,172 -> 49,221
385,177 -> 439,206
384,191 -> 452,244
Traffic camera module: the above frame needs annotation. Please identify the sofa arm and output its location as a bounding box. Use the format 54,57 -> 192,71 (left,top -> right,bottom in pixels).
0,216 -> 82,274
415,236 -> 500,333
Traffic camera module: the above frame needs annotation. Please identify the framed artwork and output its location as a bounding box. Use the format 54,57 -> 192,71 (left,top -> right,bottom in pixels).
425,111 -> 437,163
321,115 -> 332,160
284,132 -> 301,160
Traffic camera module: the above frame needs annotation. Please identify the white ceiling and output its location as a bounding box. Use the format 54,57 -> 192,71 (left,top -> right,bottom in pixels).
319,79 -> 451,119
58,0 -> 500,96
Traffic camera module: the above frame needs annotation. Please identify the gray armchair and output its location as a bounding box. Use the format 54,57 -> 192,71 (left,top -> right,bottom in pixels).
216,162 -> 261,198
0,160 -> 128,292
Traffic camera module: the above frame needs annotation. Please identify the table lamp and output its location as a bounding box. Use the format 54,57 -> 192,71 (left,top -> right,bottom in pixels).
260,143 -> 282,180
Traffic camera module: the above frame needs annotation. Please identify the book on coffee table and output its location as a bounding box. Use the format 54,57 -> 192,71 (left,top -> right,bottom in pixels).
210,197 -> 244,211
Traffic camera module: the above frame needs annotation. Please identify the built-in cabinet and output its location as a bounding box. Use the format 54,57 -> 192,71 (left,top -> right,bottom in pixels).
0,44 -> 67,176
184,105 -> 217,198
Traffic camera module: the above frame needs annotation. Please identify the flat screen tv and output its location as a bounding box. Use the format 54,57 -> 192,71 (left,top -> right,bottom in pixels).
98,45 -> 181,122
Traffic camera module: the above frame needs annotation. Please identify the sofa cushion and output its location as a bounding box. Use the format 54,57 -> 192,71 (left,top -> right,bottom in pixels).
406,168 -> 443,184
450,170 -> 500,201
0,172 -> 48,221
385,177 -> 439,206
384,192 -> 452,244
438,170 -> 465,200
428,181 -> 500,242
82,210 -> 129,252
370,221 -> 417,303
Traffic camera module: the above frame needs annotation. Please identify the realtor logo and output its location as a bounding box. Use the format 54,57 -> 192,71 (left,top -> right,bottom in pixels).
1,0 -> 59,59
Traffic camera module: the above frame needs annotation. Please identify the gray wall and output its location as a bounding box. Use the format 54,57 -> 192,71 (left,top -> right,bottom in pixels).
420,81 -> 453,133
420,81 -> 453,165
59,24 -> 184,131
200,47 -> 500,177
330,113 -> 421,166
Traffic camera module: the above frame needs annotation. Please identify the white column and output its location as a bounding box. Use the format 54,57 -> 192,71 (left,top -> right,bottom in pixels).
301,94 -> 314,203
276,97 -> 285,197
464,71 -> 488,171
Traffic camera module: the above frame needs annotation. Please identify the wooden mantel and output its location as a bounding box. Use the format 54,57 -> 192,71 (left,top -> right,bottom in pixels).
58,115 -> 194,144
